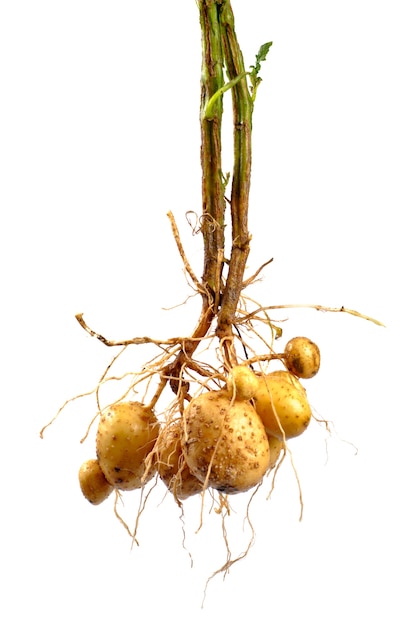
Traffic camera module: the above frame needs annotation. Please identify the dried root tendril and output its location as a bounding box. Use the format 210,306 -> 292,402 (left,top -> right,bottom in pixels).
237,304 -> 384,327
202,487 -> 258,608
113,491 -> 139,547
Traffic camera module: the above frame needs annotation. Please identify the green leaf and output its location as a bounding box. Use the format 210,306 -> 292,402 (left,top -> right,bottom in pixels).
249,42 -> 272,76
249,41 -> 272,101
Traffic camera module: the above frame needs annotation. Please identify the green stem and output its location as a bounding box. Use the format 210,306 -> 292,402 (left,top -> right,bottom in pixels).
166,1 -> 227,384
198,0 -> 226,304
204,70 -> 248,120
216,0 -> 253,343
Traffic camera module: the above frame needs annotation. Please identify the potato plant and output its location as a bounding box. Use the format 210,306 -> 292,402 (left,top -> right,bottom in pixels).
41,0 -> 383,587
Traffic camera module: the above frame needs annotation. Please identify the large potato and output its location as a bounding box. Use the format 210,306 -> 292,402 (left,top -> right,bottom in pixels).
253,373 -> 311,440
78,458 -> 114,505
96,401 -> 160,491
267,369 -> 307,393
156,419 -> 203,500
181,390 -> 270,494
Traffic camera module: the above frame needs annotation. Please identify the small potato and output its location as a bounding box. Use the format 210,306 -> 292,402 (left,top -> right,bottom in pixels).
253,374 -> 312,440
78,458 -> 114,505
267,436 -> 285,469
226,365 -> 260,401
156,420 -> 203,500
96,401 -> 160,491
283,336 -> 320,379
182,390 -> 270,494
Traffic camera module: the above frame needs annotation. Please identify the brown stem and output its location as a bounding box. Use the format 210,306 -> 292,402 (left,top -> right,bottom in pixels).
199,0 -> 226,308
164,1 -> 228,390
216,2 -> 253,354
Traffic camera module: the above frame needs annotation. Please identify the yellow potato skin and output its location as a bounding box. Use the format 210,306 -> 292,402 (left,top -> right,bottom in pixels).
156,420 -> 203,500
253,374 -> 311,440
182,390 -> 270,494
226,365 -> 260,401
78,459 -> 114,505
268,369 -> 307,394
96,401 -> 160,491
283,336 -> 320,379
267,436 -> 285,468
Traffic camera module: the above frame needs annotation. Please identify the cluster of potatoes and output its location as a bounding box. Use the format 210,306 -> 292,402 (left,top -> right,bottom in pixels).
78,336 -> 320,505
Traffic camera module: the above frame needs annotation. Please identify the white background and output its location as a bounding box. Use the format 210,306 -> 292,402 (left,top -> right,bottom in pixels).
1,1 -> 418,624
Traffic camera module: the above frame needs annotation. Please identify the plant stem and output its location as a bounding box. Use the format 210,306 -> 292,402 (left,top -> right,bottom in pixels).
216,1 -> 253,347
171,0 -> 253,377
199,0 -> 226,307
162,0 -> 228,388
